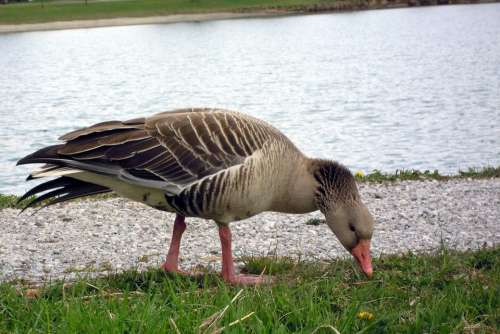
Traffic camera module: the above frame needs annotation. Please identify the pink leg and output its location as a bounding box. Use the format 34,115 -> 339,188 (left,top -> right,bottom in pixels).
219,224 -> 271,285
161,214 -> 187,273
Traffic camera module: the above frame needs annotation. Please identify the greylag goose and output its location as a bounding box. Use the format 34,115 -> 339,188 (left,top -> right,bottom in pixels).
17,108 -> 374,284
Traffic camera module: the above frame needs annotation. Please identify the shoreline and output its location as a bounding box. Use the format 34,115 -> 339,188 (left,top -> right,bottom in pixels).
1,1 -> 498,34
0,11 -> 293,34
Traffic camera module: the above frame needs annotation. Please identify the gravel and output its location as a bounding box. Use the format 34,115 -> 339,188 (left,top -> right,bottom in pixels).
1,179 -> 499,284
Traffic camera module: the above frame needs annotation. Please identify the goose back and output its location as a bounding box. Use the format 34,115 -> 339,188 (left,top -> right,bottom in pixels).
18,108 -> 308,219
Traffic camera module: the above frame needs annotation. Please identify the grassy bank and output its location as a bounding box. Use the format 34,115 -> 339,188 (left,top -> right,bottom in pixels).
1,0 -> 497,25
353,166 -> 500,182
1,0 -> 333,25
1,166 -> 498,209
1,247 -> 498,332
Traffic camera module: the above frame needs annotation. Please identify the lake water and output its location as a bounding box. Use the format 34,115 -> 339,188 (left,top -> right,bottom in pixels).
1,4 -> 500,195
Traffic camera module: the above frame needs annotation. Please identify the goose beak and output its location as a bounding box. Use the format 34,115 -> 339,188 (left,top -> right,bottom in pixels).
351,239 -> 373,278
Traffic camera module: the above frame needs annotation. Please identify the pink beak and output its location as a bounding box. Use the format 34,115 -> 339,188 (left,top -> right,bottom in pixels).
351,239 -> 373,278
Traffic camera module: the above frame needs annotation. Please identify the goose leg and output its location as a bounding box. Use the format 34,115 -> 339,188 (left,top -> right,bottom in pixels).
218,224 -> 269,285
161,214 -> 187,273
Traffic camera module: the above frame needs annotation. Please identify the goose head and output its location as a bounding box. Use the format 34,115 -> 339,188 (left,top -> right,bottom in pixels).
312,160 -> 375,277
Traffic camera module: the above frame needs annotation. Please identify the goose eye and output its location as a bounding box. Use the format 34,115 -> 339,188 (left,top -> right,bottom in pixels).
349,224 -> 356,232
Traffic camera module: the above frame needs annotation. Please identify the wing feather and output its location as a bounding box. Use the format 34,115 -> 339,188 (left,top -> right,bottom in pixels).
19,109 -> 285,194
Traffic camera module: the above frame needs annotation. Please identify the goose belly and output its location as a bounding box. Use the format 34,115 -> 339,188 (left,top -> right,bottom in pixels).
166,189 -> 270,224
164,164 -> 274,223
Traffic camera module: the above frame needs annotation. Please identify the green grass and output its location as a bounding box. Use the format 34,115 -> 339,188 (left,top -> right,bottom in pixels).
0,192 -> 115,210
1,247 -> 498,333
305,217 -> 325,226
0,194 -> 34,210
353,166 -> 500,182
0,0 -> 341,25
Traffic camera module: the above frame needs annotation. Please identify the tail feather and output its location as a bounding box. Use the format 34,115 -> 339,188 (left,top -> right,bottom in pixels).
22,187 -> 72,212
18,177 -> 75,203
19,176 -> 111,212
28,165 -> 80,180
37,183 -> 110,209
17,145 -> 64,166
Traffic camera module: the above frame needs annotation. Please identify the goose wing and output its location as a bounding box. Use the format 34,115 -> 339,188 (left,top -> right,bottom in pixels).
18,108 -> 277,194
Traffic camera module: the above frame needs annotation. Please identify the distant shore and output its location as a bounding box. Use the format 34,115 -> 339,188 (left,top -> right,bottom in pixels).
1,0 -> 499,34
0,11 -> 289,34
